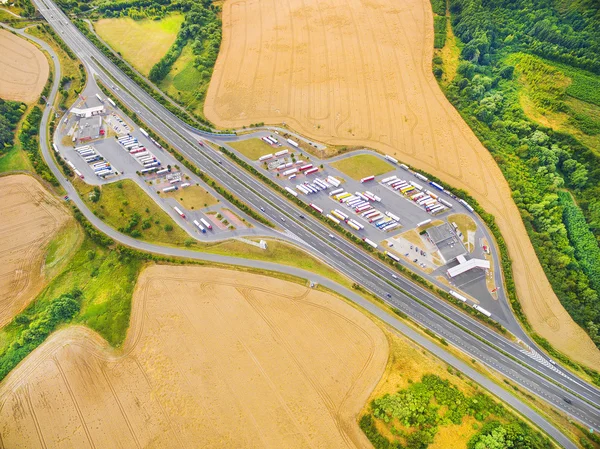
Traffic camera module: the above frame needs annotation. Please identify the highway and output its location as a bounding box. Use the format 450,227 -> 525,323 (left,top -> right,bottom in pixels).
28,2 -> 600,443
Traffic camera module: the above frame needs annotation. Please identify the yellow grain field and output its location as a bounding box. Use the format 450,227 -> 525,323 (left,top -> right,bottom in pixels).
0,265 -> 388,448
205,0 -> 600,367
0,29 -> 49,103
0,175 -> 70,327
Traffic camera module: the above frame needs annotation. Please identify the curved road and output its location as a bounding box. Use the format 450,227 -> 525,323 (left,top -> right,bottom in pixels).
15,6 -> 600,446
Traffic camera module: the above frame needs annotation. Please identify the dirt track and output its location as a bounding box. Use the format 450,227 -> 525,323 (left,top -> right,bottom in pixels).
204,0 -> 600,367
0,29 -> 48,103
0,175 -> 70,327
0,266 -> 388,448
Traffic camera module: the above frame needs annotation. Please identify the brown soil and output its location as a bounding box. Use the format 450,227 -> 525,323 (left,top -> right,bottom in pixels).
0,265 -> 388,448
0,175 -> 70,327
205,0 -> 600,367
0,29 -> 49,103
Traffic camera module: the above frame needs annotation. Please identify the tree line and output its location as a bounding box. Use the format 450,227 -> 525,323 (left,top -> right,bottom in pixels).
0,99 -> 26,155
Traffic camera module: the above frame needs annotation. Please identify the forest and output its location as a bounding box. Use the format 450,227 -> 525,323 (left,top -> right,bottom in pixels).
434,0 -> 600,348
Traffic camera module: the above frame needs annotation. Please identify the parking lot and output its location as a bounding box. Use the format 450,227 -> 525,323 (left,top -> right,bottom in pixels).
223,133 -> 502,315
54,93 -> 262,241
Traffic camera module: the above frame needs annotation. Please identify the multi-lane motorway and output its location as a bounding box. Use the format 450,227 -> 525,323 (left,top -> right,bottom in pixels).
27,1 -> 600,445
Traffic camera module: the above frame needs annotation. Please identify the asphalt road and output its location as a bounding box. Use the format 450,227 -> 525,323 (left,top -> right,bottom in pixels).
24,3 -> 600,444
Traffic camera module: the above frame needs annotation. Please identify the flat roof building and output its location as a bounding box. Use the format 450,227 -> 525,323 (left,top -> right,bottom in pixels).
78,115 -> 102,142
426,223 -> 466,263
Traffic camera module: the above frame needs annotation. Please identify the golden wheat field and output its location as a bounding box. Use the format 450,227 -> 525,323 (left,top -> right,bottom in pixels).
0,266 -> 388,448
204,0 -> 600,367
0,175 -> 70,327
0,30 -> 48,103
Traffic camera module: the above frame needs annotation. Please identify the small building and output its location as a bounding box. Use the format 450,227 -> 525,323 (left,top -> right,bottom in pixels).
77,115 -> 102,142
426,222 -> 466,263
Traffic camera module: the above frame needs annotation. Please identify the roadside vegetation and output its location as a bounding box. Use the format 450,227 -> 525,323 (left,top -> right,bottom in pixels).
229,138 -> 273,160
27,24 -> 86,111
330,154 -> 395,180
76,179 -> 191,246
162,184 -> 218,209
431,0 -> 600,354
18,105 -> 57,185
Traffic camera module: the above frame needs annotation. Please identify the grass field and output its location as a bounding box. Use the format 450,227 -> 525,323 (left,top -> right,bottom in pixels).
0,266 -> 387,448
163,184 -> 218,209
0,144 -> 32,172
43,221 -> 84,279
158,44 -> 206,118
510,52 -> 600,155
94,14 -> 183,75
229,138 -> 274,160
77,179 -> 190,246
330,154 -> 394,180
434,16 -> 462,86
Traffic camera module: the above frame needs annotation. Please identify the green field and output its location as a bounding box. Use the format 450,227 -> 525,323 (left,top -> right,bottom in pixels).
94,13 -> 184,75
331,154 -> 394,180
228,138 -> 274,160
77,179 -> 190,246
0,145 -> 32,173
158,44 -> 205,118
509,52 -> 600,155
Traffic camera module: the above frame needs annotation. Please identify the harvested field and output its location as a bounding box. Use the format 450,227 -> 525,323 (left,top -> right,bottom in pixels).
206,0 -> 600,366
0,29 -> 48,103
0,175 -> 70,327
0,265 -> 388,448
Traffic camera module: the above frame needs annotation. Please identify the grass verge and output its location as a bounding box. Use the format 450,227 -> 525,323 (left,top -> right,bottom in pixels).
163,184 -> 218,210
229,138 -> 274,160
331,154 -> 394,180
76,178 -> 191,246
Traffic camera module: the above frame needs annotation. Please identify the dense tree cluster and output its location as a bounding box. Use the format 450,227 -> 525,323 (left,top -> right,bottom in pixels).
0,100 -> 26,154
360,374 -> 552,449
0,289 -> 82,380
450,0 -> 600,74
438,0 -> 600,348
18,106 -> 58,185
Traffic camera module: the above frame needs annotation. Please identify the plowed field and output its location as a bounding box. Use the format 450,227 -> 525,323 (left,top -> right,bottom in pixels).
0,29 -> 48,103
0,175 -> 70,327
205,0 -> 600,366
0,266 -> 388,448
